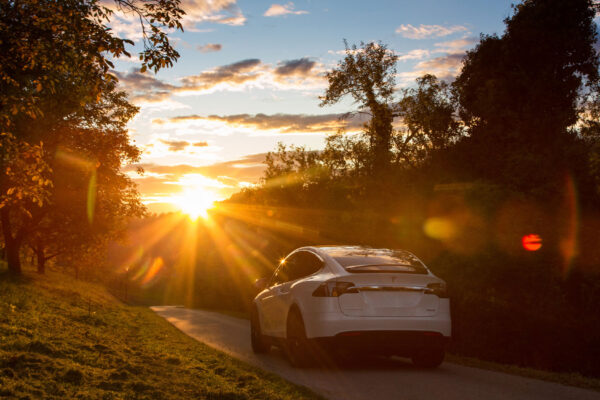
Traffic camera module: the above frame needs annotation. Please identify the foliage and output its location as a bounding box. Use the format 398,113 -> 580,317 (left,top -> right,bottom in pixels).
320,41 -> 398,176
30,80 -> 145,274
394,74 -> 462,167
322,133 -> 371,179
0,0 -> 184,129
0,133 -> 53,212
0,0 -> 183,274
452,0 -> 599,193
0,133 -> 54,273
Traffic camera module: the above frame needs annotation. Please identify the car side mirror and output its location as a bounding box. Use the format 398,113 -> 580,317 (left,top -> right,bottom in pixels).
254,277 -> 269,291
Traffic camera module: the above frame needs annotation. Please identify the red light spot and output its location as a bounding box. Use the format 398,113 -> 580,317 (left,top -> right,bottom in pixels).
522,234 -> 542,251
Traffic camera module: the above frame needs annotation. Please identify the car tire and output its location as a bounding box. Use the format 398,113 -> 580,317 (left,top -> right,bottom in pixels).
250,307 -> 269,354
411,347 -> 445,368
286,309 -> 310,367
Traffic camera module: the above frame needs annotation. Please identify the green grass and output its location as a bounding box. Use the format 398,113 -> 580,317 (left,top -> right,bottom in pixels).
0,266 -> 324,400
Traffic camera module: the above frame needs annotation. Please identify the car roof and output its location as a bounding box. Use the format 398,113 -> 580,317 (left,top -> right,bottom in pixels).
311,245 -> 412,255
297,245 -> 418,260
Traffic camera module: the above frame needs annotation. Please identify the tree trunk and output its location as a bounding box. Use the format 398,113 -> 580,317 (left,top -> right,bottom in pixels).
36,243 -> 46,274
1,208 -> 22,275
6,241 -> 22,274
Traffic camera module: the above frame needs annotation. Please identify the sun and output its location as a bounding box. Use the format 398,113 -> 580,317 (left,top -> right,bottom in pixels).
169,174 -> 222,219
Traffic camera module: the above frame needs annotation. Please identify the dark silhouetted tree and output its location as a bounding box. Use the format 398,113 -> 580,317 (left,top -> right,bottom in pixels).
453,0 -> 599,193
320,41 -> 398,178
394,74 -> 462,167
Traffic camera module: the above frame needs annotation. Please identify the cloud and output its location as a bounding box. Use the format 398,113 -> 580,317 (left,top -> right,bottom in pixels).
397,38 -> 475,84
116,57 -> 325,105
180,0 -> 246,28
270,57 -> 325,88
178,58 -> 263,93
114,70 -> 175,92
158,139 -> 192,151
143,137 -> 213,157
152,113 -> 368,134
397,49 -> 430,62
274,58 -> 317,76
264,2 -> 308,17
433,37 -> 478,53
415,53 -> 465,74
107,1 -> 246,50
108,15 -> 145,41
113,69 -> 177,104
396,24 -> 468,39
197,43 -> 223,53
399,53 -> 466,84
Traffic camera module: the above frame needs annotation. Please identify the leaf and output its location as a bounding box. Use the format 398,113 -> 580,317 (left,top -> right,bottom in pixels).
140,65 -> 147,73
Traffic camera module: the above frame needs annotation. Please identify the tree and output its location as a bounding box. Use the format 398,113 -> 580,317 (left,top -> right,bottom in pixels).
0,134 -> 53,273
453,0 -> 599,191
321,133 -> 371,180
320,41 -> 398,177
0,0 -> 183,130
0,0 -> 184,274
394,74 -> 462,167
30,80 -> 144,275
262,143 -> 328,206
579,86 -> 600,199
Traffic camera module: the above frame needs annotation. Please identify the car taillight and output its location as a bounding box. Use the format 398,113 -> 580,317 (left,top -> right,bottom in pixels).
425,282 -> 448,298
312,281 -> 359,297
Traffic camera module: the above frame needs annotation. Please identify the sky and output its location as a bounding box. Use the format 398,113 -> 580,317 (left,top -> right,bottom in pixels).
111,0 -> 516,214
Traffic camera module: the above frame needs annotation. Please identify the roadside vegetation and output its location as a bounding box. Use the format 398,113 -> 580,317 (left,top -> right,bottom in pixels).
444,354 -> 600,393
0,264 -> 323,400
114,0 -> 600,381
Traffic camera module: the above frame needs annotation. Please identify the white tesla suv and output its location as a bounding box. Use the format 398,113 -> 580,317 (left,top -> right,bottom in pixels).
251,246 -> 451,367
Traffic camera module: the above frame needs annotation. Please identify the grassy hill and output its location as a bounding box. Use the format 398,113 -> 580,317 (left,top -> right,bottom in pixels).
0,265 -> 323,400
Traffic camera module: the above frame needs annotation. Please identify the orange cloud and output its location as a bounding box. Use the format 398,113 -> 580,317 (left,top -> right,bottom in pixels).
179,0 -> 246,28
152,113 -> 368,134
264,2 -> 308,17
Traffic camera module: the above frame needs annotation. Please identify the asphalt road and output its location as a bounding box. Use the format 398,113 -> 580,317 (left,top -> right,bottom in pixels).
151,306 -> 599,400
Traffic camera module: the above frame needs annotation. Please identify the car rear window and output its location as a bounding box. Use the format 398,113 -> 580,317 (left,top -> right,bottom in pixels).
324,248 -> 428,274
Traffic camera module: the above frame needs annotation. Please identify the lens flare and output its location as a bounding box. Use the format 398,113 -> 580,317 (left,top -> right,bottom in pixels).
87,170 -> 96,224
140,257 -> 164,287
522,234 -> 542,251
423,217 -> 457,240
559,174 -> 579,276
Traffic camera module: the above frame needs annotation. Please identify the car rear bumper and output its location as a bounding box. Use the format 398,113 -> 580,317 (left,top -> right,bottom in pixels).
314,330 -> 450,356
303,308 -> 451,339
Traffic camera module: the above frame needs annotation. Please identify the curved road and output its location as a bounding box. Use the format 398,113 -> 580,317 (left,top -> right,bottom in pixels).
151,306 -> 599,400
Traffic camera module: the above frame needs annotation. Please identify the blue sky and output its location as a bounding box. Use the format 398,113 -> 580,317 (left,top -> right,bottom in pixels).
111,0 -> 515,213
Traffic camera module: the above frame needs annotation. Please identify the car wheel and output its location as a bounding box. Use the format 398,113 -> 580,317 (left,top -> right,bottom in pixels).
250,307 -> 269,354
411,347 -> 445,368
286,309 -> 310,367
